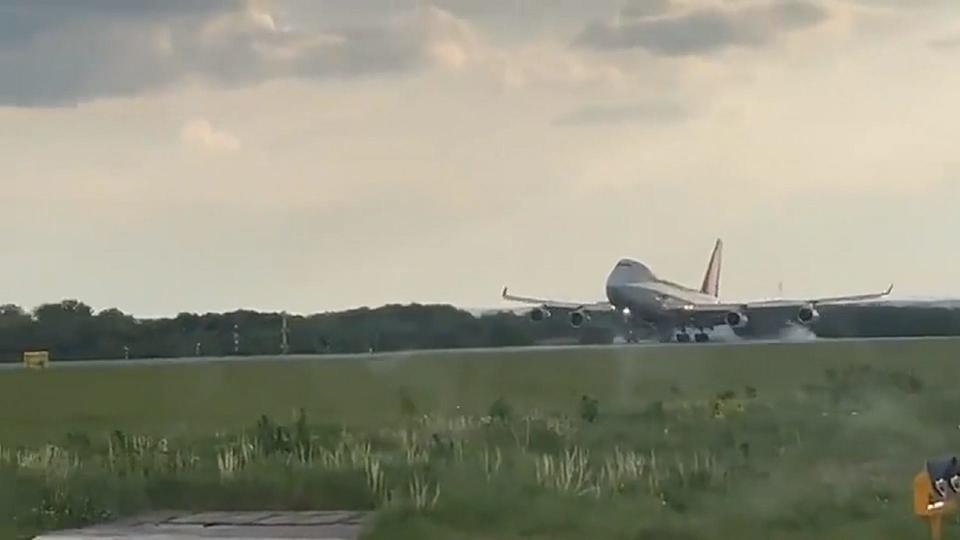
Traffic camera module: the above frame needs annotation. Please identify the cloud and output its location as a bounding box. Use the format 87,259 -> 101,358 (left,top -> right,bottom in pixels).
0,1 -> 426,107
180,118 -> 241,152
576,0 -> 828,56
419,6 -> 626,90
838,0 -> 955,10
553,101 -> 688,126
620,0 -> 674,19
0,1 -> 624,107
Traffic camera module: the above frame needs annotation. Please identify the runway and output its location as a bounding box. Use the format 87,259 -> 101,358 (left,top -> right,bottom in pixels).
3,335 -> 959,371
34,511 -> 370,540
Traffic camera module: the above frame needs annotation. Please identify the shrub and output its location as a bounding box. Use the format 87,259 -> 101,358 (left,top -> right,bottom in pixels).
579,395 -> 599,423
488,398 -> 512,422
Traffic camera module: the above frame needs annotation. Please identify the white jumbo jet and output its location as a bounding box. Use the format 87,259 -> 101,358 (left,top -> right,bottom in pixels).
501,239 -> 893,343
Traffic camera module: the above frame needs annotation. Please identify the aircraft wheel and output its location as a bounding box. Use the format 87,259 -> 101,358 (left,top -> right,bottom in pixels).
694,333 -> 709,343
676,333 -> 691,343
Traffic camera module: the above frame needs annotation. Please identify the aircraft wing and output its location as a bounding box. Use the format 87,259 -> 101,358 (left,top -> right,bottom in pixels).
669,284 -> 894,314
501,287 -> 614,312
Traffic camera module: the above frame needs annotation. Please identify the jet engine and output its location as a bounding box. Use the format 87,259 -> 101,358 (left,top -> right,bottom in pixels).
529,307 -> 551,322
725,310 -> 749,328
569,310 -> 588,328
797,305 -> 820,325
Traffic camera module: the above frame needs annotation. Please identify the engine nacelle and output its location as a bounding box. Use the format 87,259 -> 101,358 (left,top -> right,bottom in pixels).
529,307 -> 551,322
797,305 -> 820,325
725,311 -> 749,328
569,310 -> 588,328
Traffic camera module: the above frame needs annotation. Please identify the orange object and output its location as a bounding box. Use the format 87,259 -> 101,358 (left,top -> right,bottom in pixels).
915,470 -> 958,540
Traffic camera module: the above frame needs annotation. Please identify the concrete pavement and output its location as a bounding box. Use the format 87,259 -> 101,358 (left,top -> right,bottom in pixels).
33,511 -> 371,539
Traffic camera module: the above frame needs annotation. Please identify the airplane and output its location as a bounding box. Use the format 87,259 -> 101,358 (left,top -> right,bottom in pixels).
500,239 -> 893,343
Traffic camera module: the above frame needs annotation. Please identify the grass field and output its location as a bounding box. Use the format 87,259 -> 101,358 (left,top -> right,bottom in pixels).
3,339 -> 960,539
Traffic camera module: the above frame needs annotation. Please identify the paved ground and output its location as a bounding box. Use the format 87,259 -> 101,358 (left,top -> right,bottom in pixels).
4,335 -> 960,371
33,511 -> 371,539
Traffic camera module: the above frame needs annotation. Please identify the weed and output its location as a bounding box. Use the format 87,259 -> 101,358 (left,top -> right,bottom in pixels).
480,447 -> 502,481
535,446 -> 594,496
717,390 -> 737,401
407,473 -> 440,511
600,447 -> 646,493
579,395 -> 599,423
364,457 -> 389,504
29,485 -> 113,531
488,398 -> 512,422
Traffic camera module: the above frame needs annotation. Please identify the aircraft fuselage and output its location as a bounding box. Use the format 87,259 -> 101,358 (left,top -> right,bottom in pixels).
604,258 -> 717,325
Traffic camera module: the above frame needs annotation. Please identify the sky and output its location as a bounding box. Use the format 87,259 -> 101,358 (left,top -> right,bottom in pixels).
2,0 -> 960,317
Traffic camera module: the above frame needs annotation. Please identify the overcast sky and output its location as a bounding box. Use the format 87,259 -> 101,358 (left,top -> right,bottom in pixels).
2,0 -> 959,317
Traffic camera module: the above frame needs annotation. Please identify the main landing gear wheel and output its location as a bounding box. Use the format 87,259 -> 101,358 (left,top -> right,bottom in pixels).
674,328 -> 709,343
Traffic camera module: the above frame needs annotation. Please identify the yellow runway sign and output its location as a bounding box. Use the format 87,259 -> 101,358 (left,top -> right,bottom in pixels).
23,351 -> 50,369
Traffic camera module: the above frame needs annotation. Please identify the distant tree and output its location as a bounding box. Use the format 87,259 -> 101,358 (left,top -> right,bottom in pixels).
175,312 -> 201,333
0,304 -> 27,318
0,304 -> 32,361
34,299 -> 93,321
31,300 -> 96,358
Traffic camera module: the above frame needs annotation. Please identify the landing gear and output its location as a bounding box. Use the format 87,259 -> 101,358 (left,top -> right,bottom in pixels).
655,321 -> 712,344
674,325 -> 710,343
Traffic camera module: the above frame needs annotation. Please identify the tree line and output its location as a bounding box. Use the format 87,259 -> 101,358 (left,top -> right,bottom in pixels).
0,299 -> 958,362
813,304 -> 960,338
0,300 -> 621,362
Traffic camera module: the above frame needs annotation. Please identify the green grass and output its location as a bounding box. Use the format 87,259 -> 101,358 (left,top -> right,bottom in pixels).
3,339 -> 960,539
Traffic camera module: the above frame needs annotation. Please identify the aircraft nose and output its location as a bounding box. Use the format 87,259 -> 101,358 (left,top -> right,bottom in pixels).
606,285 -> 624,306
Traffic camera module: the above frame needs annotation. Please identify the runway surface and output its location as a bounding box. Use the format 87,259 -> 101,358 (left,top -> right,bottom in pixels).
3,335 -> 959,371
33,511 -> 370,539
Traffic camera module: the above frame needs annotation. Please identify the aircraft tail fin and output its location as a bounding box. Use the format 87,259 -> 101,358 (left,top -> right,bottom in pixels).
700,238 -> 722,297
